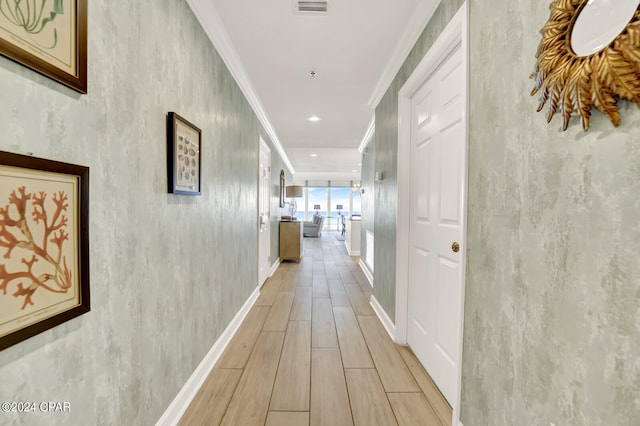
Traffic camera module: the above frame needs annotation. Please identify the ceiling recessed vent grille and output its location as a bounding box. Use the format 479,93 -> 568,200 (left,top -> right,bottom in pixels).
297,1 -> 329,13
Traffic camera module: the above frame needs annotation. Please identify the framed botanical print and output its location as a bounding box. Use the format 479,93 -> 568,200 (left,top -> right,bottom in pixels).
0,151 -> 90,351
0,0 -> 88,93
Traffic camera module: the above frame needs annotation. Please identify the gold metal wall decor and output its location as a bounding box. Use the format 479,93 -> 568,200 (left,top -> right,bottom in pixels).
531,0 -> 640,131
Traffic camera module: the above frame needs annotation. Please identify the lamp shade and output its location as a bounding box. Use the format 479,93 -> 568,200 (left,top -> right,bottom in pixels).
285,185 -> 303,198
336,204 -> 343,210
314,204 -> 321,210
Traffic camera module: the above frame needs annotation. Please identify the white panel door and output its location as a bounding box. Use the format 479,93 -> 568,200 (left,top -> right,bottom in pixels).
258,139 -> 271,287
407,43 -> 465,405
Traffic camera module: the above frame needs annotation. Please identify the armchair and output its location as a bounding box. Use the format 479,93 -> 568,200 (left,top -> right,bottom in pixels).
303,214 -> 324,237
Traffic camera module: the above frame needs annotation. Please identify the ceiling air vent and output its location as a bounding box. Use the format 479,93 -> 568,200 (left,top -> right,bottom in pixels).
297,1 -> 329,13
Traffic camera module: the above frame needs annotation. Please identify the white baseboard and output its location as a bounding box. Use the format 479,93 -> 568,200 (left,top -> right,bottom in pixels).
370,295 -> 396,341
359,259 -> 373,288
344,242 -> 360,257
156,286 -> 260,425
269,258 -> 280,277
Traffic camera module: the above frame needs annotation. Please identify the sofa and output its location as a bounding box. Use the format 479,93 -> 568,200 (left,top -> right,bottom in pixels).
303,214 -> 324,237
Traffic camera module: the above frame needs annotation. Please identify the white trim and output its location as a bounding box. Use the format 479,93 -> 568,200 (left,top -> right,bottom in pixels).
370,296 -> 396,341
156,286 -> 260,426
367,0 -> 441,108
395,3 -> 468,425
269,258 -> 281,278
186,0 -> 295,175
345,242 -> 360,257
358,259 -> 374,288
258,136 -> 272,288
358,117 -> 375,153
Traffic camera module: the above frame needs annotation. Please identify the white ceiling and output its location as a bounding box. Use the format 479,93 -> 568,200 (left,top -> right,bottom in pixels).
187,0 -> 439,180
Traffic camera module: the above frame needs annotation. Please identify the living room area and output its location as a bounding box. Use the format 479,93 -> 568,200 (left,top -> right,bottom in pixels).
278,180 -> 364,262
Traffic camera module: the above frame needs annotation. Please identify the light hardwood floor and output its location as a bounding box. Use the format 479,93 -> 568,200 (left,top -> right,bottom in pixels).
179,232 -> 452,426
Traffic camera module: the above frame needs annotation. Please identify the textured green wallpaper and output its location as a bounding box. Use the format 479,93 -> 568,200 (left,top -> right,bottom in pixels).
373,0 -> 640,424
462,0 -> 640,424
373,0 -> 465,323
0,1 -> 284,424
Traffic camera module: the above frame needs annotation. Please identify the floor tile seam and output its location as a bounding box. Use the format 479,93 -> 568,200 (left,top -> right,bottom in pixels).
344,365 -> 400,426
332,342 -> 357,426
211,369 -> 243,426
395,347 -> 452,421
264,329 -> 288,417
218,306 -> 271,369
221,334 -> 282,425
332,306 -> 376,370
356,316 -> 421,392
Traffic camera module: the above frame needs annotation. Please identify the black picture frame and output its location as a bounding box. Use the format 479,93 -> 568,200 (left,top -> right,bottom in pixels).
0,151 -> 90,351
167,112 -> 202,196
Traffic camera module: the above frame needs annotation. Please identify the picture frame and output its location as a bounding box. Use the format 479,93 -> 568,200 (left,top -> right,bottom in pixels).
279,169 -> 285,207
0,0 -> 88,93
0,151 -> 90,351
167,112 -> 202,196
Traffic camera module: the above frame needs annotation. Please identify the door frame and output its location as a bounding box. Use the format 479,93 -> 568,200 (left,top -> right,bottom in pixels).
395,3 -> 468,425
258,136 -> 271,287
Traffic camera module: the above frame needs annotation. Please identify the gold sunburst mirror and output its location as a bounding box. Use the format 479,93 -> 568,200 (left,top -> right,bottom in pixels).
531,0 -> 640,131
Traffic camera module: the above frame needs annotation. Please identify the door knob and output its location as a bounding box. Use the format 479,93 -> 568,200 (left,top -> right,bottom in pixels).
451,242 -> 460,253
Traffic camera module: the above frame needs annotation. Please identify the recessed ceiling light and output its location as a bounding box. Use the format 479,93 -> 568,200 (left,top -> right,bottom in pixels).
308,116 -> 321,122
310,153 -> 318,157
352,169 -> 357,173
309,70 -> 318,77
357,163 -> 362,166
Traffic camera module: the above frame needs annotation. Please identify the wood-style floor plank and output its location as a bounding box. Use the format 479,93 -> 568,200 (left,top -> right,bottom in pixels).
311,298 -> 338,348
357,315 -> 420,392
281,271 -> 298,291
336,266 -> 356,284
333,307 -> 374,368
263,291 -> 295,331
221,332 -> 285,425
178,368 -> 242,426
344,369 -> 398,426
270,321 -> 311,411
290,286 -> 313,321
344,284 -> 374,316
295,271 -> 313,287
256,278 -> 284,306
324,266 -> 340,280
396,345 -> 452,425
388,393 -> 444,426
312,275 -> 330,298
179,233 -> 452,426
266,411 -> 310,426
216,306 -> 271,369
328,279 -> 351,307
310,348 -> 353,426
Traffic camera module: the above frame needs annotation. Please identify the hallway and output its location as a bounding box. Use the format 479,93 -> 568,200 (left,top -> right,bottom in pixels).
179,233 -> 451,425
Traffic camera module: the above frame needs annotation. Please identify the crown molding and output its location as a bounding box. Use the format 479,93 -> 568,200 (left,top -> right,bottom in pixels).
367,0 -> 441,109
358,117 -> 375,153
186,0 -> 295,175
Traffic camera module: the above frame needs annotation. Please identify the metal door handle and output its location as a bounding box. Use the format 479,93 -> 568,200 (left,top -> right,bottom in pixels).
451,242 -> 460,253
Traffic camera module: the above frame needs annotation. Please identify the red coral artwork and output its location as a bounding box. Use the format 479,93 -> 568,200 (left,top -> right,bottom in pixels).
0,186 -> 73,310
0,151 -> 89,351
